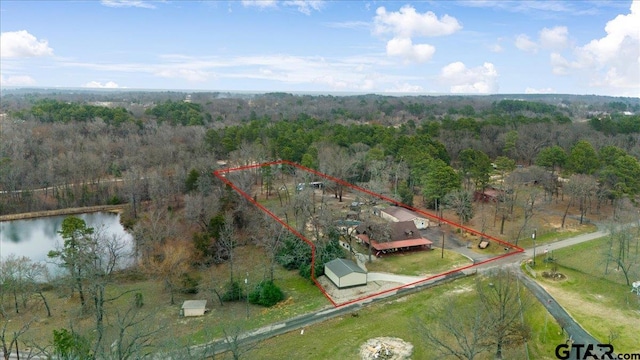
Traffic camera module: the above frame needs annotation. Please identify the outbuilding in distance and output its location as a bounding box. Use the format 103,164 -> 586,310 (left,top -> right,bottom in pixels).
324,258 -> 367,289
181,300 -> 208,317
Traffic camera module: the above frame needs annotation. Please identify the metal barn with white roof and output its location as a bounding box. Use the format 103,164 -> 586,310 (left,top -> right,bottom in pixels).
324,258 -> 367,289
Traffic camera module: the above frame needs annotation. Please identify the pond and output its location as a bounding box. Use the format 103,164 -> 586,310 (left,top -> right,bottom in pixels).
0,212 -> 134,269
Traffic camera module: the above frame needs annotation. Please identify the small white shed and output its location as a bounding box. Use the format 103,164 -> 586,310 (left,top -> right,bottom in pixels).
181,300 -> 208,317
325,258 -> 367,289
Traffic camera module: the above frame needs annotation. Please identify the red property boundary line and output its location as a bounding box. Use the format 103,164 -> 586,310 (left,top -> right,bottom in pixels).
213,160 -> 524,308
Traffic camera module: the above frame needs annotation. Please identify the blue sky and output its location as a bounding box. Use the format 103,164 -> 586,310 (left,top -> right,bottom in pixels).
1,0 -> 638,96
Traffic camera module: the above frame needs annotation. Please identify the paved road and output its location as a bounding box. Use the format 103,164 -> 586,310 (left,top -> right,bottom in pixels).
514,265 -> 615,360
200,228 -> 625,358
193,271 -> 467,358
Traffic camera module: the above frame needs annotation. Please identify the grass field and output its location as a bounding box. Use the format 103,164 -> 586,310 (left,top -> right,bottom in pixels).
363,248 -> 472,276
246,276 -> 566,360
2,245 -> 334,354
4,171 -> 631,358
533,237 -> 640,353
514,223 -> 598,250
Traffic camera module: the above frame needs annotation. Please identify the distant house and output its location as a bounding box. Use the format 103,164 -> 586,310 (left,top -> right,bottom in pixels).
474,187 -> 503,203
380,206 -> 430,229
181,300 -> 208,317
296,181 -> 324,192
324,258 -> 367,289
357,221 -> 433,257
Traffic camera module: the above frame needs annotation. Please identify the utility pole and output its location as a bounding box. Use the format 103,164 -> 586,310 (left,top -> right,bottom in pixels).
245,272 -> 249,319
441,232 -> 445,259
532,229 -> 537,267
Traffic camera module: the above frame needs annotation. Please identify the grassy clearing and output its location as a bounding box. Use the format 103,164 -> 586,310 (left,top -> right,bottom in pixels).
533,238 -> 640,353
363,248 -> 472,276
514,223 -> 598,250
3,244 -> 333,353
549,237 -> 638,285
247,276 -> 566,360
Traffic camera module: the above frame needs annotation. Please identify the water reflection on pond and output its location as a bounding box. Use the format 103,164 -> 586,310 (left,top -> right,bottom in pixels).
0,212 -> 133,267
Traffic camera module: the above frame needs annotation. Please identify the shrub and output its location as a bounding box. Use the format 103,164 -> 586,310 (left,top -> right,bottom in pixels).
180,273 -> 201,294
276,234 -> 312,270
134,292 -> 144,308
221,280 -> 244,301
248,280 -> 284,307
298,263 -> 312,280
107,195 -> 122,205
53,328 -> 92,359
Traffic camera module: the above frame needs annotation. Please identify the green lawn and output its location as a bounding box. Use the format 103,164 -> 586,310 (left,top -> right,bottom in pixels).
515,223 -> 598,250
364,248 -> 472,276
245,277 -> 566,360
532,237 -> 640,353
547,236 -> 638,285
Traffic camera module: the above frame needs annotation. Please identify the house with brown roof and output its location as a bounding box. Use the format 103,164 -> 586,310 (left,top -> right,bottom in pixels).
473,187 -> 504,203
356,221 -> 433,257
379,206 -> 430,229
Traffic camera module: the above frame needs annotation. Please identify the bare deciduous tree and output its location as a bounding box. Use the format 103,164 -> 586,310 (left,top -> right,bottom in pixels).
1,319 -> 33,360
476,269 -> 531,359
217,212 -> 238,284
413,296 -> 491,360
253,214 -> 287,282
317,143 -> 356,202
603,224 -> 640,286
562,174 -> 598,227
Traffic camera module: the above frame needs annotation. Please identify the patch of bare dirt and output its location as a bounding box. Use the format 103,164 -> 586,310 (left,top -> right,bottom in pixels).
359,337 -> 413,360
542,271 -> 567,281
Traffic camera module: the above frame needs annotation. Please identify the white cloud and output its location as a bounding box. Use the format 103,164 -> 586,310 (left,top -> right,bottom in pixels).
515,26 -> 568,53
325,21 -> 369,30
283,0 -> 323,15
440,61 -> 499,94
374,5 -> 462,38
385,82 -> 424,93
154,68 -> 211,82
0,30 -> 53,58
525,87 -> 555,94
552,0 -> 640,94
489,43 -> 503,53
539,26 -> 568,50
580,1 -> 639,65
242,0 -> 323,14
100,0 -> 156,9
57,53 -> 415,92
459,0 -> 598,15
241,0 -> 277,9
0,74 -> 36,86
83,81 -> 121,88
515,34 -> 538,53
386,37 -> 435,63
373,5 -> 459,63
550,52 -> 571,75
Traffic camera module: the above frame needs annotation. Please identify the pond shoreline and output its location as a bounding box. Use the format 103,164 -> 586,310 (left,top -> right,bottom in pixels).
0,204 -> 128,221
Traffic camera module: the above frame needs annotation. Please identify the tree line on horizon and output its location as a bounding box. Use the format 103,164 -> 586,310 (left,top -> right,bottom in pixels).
1,91 -> 640,359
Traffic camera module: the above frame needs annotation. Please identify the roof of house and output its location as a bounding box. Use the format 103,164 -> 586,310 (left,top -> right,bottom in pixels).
181,300 -> 207,309
389,221 -> 421,241
325,258 -> 366,277
358,234 -> 433,251
381,206 -> 425,222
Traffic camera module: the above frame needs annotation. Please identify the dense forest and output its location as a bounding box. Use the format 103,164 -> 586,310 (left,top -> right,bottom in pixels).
1,90 -> 639,215
1,90 -> 640,358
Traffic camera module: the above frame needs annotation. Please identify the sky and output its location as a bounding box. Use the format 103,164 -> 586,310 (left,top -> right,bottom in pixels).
1,0 -> 639,97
